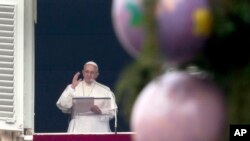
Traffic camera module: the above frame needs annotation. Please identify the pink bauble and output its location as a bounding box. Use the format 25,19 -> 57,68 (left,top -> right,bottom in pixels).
112,0 -> 212,65
131,71 -> 226,141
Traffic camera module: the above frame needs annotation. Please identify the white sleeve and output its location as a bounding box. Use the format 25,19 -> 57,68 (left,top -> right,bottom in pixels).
56,84 -> 75,113
101,91 -> 118,119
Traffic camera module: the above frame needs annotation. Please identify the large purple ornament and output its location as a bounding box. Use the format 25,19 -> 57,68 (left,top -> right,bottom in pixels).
131,71 -> 226,141
112,0 -> 212,65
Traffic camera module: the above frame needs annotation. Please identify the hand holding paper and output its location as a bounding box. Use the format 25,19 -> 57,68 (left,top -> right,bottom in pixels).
91,105 -> 102,114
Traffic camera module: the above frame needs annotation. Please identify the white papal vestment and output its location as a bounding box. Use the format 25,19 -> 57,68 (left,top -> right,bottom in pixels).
56,80 -> 117,133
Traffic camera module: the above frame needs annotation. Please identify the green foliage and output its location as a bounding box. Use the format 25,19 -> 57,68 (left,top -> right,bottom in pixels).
114,60 -> 164,130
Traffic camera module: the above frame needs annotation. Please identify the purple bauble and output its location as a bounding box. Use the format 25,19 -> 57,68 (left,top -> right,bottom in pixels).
112,0 -> 145,57
112,0 -> 212,65
131,71 -> 226,141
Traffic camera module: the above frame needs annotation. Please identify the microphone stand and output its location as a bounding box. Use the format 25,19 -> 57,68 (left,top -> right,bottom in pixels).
114,108 -> 117,134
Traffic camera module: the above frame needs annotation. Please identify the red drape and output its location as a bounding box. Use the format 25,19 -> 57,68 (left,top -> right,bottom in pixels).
33,133 -> 133,141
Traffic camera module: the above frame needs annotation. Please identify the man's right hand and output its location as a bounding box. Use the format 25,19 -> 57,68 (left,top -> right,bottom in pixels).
71,72 -> 81,89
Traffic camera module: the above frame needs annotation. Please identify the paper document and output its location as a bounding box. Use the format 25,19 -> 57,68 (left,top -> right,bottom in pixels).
72,97 -> 111,117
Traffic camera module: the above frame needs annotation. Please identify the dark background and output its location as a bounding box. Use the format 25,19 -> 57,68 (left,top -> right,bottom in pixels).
35,0 -> 132,132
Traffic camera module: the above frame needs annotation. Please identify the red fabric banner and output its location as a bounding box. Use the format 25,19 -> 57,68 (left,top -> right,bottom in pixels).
33,133 -> 133,141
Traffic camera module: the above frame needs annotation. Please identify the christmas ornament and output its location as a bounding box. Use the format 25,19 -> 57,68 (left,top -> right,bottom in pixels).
112,0 -> 212,65
131,71 -> 226,141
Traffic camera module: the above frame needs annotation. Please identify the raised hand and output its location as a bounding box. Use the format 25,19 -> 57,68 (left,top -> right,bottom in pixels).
71,72 -> 82,89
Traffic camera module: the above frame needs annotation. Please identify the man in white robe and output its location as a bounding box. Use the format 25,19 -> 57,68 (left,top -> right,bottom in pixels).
56,61 -> 117,133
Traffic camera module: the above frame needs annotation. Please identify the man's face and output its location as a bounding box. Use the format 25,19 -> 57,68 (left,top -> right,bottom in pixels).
83,64 -> 98,84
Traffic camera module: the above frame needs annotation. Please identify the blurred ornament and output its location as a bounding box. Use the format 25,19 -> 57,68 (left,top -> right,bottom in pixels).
131,70 -> 226,141
112,0 -> 145,57
112,0 -> 212,65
